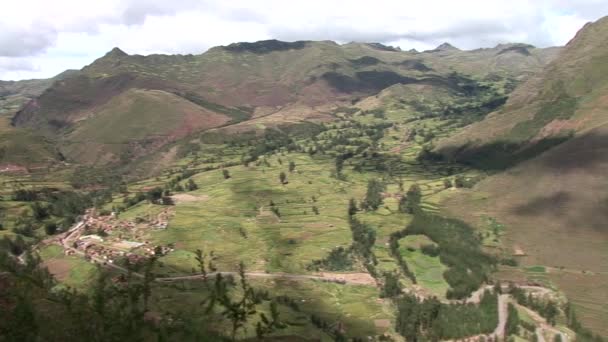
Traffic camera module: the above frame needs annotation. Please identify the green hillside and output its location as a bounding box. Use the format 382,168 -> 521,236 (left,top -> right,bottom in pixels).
11,39 -> 559,171
1,16 -> 608,342
436,16 -> 608,336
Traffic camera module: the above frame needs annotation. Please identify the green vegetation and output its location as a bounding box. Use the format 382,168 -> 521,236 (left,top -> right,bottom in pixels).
395,290 -> 498,340
3,20 -> 608,339
397,235 -> 449,297
402,213 -> 496,299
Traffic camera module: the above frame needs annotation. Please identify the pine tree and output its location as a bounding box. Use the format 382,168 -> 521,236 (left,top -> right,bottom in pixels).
364,179 -> 385,210
348,198 -> 358,216
186,179 -> 198,191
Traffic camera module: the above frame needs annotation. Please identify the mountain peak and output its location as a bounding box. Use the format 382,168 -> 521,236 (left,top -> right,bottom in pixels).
435,42 -> 459,51
222,40 -> 308,54
104,47 -> 128,58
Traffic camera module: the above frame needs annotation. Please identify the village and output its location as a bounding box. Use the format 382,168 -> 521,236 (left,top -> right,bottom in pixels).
56,208 -> 174,268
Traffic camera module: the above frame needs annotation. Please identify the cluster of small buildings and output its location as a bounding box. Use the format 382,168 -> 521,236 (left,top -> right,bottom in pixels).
60,209 -> 174,266
83,212 -> 137,235
84,243 -> 128,264
150,208 -> 171,229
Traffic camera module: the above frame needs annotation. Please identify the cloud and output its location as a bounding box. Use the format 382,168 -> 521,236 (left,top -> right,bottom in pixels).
1,0 -> 607,80
119,0 -> 204,25
0,24 -> 57,57
0,58 -> 39,72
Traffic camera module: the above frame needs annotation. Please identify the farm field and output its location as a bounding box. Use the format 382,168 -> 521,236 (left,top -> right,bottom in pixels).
2,102 -> 604,340
4,12 -> 608,340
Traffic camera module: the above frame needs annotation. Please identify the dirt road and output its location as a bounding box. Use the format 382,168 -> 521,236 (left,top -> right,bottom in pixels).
519,303 -> 569,342
494,294 -> 509,339
156,271 -> 376,286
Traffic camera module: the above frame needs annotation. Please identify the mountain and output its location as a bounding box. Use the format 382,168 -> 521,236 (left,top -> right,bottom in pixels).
437,16 -> 608,334
3,18 -> 608,341
10,40 -> 559,170
0,72 -> 79,168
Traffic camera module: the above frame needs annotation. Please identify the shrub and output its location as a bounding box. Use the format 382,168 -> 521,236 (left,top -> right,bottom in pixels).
44,222 -> 58,235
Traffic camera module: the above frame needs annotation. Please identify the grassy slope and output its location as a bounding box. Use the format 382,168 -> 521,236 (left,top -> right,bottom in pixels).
0,75 -> 64,167
61,88 -> 230,164
398,235 -> 449,297
436,17 -> 608,158
10,39 -> 559,172
89,106 -> 471,339
436,17 -> 608,336
0,117 -> 59,166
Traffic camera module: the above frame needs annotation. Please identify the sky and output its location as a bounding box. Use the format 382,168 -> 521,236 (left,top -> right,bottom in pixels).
1,0 -> 607,80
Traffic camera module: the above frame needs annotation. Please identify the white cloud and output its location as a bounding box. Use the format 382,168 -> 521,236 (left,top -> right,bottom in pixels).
0,0 -> 607,80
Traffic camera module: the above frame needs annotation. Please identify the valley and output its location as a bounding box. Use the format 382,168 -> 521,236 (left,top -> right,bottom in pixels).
1,14 -> 607,342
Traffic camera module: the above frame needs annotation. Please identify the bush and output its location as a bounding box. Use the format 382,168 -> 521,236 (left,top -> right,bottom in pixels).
308,247 -> 353,271
186,179 -> 198,191
364,179 -> 385,210
380,272 -> 402,298
420,244 -> 440,257
407,213 -> 496,299
44,222 -> 58,235
500,258 -> 518,266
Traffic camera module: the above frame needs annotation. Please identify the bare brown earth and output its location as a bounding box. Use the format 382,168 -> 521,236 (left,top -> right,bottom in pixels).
170,193 -> 210,203
315,272 -> 376,286
0,164 -> 28,173
43,259 -> 72,282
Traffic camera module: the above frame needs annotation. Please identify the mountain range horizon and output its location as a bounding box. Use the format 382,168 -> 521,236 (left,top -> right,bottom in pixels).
0,10 -> 606,342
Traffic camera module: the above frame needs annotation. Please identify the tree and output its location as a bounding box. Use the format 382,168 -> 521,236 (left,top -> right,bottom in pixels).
398,196 -> 408,213
30,202 -> 49,221
44,222 -> 58,235
380,272 -> 402,298
312,206 -> 319,215
288,161 -> 296,172
364,179 -> 385,210
279,172 -> 287,184
505,303 -> 520,336
255,301 -> 286,339
544,301 -> 559,325
335,156 -> 344,176
494,281 -> 502,294
454,175 -> 465,188
161,196 -> 174,206
400,184 -> 422,213
146,187 -> 163,203
443,178 -> 452,189
186,179 -> 198,191
348,198 -> 358,216
222,169 -> 231,179
406,184 -> 422,202
216,262 -> 266,340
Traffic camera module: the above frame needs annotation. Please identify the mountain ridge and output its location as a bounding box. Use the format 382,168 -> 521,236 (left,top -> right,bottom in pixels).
9,38 -> 560,170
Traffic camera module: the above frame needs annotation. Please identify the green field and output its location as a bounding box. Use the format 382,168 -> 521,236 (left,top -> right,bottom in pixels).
398,235 -> 449,297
